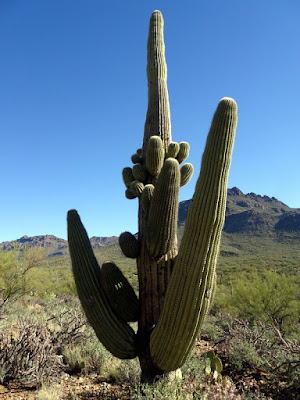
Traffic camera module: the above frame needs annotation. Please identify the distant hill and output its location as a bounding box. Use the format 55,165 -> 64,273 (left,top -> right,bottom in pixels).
0,234 -> 118,257
1,188 -> 299,258
179,187 -> 300,235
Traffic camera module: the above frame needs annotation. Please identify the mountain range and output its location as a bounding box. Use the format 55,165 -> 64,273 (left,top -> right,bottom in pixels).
1,187 -> 299,258
179,187 -> 300,234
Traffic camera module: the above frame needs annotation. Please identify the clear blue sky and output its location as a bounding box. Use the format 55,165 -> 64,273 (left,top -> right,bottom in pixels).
1,0 -> 299,243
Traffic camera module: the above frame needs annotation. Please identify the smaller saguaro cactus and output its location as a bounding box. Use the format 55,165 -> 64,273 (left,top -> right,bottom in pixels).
67,10 -> 238,383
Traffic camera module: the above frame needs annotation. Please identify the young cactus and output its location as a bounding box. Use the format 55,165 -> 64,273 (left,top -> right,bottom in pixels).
67,10 -> 237,383
205,351 -> 223,380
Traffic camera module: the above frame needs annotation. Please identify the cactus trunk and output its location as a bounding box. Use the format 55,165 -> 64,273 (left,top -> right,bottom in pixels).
67,9 -> 238,385
136,11 -> 177,381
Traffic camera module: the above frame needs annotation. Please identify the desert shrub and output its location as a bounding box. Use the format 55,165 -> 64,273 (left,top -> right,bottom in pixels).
133,373 -> 241,399
26,266 -> 76,299
202,313 -> 229,342
182,345 -> 207,382
63,338 -> 113,375
210,283 -> 234,315
133,378 -> 182,400
0,247 -> 44,312
0,302 -> 88,387
217,316 -> 300,387
227,341 -> 263,370
0,317 -> 63,386
108,358 -> 141,385
224,270 -> 299,337
36,384 -> 64,400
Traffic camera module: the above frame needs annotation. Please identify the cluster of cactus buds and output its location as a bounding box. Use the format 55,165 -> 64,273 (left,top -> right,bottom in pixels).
122,138 -> 194,201
120,137 -> 194,262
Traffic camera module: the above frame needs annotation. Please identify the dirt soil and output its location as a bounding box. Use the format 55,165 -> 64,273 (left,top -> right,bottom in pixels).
0,339 -> 298,400
0,375 -> 133,400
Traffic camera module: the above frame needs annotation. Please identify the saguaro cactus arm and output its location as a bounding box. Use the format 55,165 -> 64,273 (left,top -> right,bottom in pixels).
180,162 -> 194,187
101,261 -> 139,322
146,158 -> 180,259
67,210 -> 137,359
150,97 -> 238,371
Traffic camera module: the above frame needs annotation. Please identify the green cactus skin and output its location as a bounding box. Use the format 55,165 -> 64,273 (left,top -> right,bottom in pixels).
212,356 -> 222,373
208,271 -> 217,313
131,153 -> 142,164
101,261 -> 139,322
125,188 -> 136,199
122,167 -> 135,188
146,158 -> 180,259
166,142 -> 180,158
143,11 -> 171,154
145,136 -> 165,176
205,351 -> 222,374
67,10 -> 238,384
67,210 -> 136,359
176,142 -> 190,164
119,231 -> 140,259
180,162 -> 194,187
140,184 -> 154,213
133,163 -> 148,183
129,180 -> 145,198
150,97 -> 237,371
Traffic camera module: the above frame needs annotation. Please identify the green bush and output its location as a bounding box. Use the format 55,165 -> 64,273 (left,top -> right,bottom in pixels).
27,267 -> 76,299
0,247 -> 44,311
63,339 -> 113,374
227,342 -> 263,371
220,270 -> 299,336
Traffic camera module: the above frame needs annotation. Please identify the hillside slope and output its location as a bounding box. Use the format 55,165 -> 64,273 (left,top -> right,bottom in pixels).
1,188 -> 299,259
179,187 -> 300,235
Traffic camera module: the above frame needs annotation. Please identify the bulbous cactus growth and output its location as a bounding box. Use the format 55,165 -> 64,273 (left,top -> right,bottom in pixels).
67,10 -> 238,383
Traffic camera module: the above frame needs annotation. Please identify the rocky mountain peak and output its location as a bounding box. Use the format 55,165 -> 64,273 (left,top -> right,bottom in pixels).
228,187 -> 244,196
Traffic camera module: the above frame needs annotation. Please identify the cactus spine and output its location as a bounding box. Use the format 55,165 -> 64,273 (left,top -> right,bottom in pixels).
67,10 -> 237,383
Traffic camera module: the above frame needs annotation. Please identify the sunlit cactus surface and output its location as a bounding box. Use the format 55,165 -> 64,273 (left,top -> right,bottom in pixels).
67,9 -> 238,382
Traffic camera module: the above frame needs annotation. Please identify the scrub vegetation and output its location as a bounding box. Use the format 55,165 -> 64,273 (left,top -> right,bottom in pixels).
0,242 -> 299,399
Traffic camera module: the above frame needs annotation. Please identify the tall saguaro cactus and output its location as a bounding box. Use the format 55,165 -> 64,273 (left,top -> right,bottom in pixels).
67,10 -> 238,382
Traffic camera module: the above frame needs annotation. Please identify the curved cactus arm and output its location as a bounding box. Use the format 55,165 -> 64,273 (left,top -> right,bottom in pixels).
67,210 -> 137,359
125,188 -> 136,199
150,97 -> 238,371
102,261 -> 139,322
146,158 -> 180,259
122,167 -> 135,188
180,162 -> 194,187
176,142 -> 190,164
